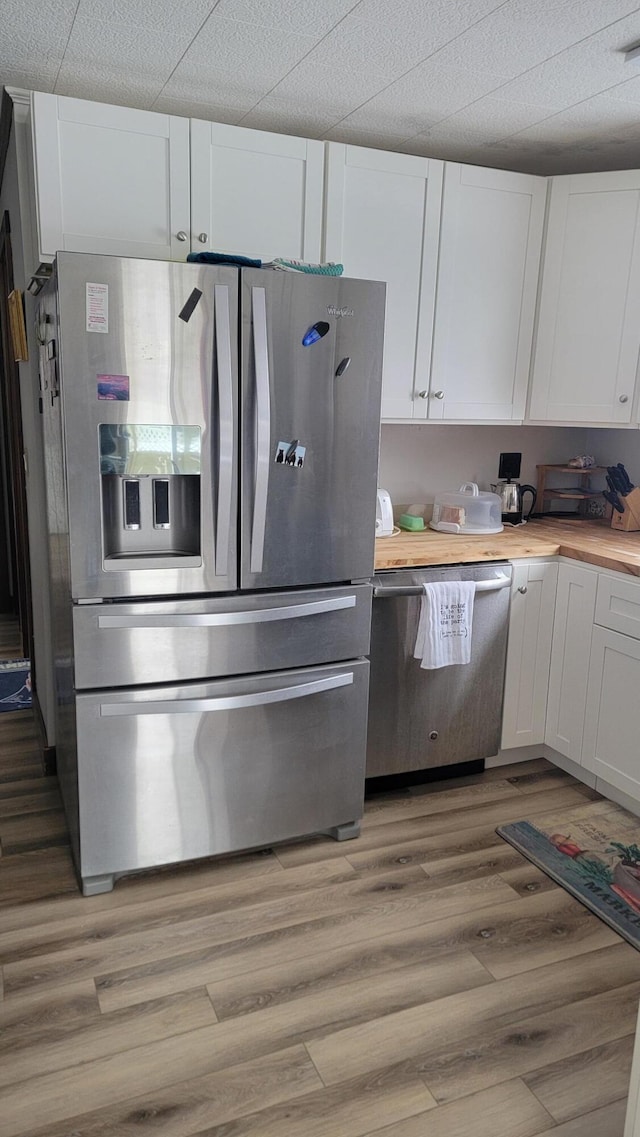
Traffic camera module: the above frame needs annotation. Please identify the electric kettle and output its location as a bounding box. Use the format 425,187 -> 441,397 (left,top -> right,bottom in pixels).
490,481 -> 537,525
376,488 -> 394,536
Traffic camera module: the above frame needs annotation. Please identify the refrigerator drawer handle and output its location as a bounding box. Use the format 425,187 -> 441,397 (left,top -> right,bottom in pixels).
100,672 -> 354,716
373,574 -> 511,598
214,285 -> 234,577
250,286 -> 271,575
97,595 -> 357,629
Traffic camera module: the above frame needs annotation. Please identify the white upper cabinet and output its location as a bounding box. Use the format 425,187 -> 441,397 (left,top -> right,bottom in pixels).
429,164 -> 546,421
529,170 -> 640,424
190,121 -> 324,263
29,96 -> 324,273
31,93 -> 191,265
324,144 -> 443,420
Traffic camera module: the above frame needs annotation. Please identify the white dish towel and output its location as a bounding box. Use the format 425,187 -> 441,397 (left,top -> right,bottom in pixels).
413,580 -> 476,669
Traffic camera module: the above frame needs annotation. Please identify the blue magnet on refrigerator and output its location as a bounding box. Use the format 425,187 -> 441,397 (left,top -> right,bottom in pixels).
302,321 -> 330,346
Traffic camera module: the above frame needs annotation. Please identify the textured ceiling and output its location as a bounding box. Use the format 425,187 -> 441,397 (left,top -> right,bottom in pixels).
4,0 -> 640,173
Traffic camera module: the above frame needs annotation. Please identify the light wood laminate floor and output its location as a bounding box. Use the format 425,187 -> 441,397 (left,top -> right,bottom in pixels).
0,712 -> 634,1137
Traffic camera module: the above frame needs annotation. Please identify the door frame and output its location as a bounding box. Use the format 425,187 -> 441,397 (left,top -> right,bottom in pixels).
0,209 -> 32,658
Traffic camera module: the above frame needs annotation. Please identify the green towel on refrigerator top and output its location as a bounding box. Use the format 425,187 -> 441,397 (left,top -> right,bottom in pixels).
269,258 -> 344,275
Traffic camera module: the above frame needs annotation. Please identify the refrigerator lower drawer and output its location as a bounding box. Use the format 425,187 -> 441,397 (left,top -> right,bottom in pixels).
75,660 -> 369,881
72,584 -> 372,689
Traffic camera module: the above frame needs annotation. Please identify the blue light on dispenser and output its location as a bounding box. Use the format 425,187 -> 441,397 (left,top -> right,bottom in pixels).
302,321 -> 330,346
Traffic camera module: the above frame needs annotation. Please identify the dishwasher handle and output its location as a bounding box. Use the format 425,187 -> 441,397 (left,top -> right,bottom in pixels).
373,573 -> 511,598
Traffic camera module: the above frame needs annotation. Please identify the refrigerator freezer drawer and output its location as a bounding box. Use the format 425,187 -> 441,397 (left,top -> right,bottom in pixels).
75,661 -> 369,884
72,585 -> 372,688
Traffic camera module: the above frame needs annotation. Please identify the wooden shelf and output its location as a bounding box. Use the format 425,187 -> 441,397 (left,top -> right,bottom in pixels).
536,463 -> 608,519
536,464 -> 607,475
543,491 -> 597,500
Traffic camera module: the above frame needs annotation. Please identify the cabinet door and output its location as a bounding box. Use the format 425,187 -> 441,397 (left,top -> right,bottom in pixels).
530,170 -> 640,423
583,625 -> 640,798
190,121 -> 323,263
324,143 -> 443,421
501,560 -> 558,749
545,562 -> 597,761
31,93 -> 190,264
430,164 -> 545,421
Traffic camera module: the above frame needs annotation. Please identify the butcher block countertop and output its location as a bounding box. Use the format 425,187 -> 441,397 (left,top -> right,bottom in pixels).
374,519 -> 640,577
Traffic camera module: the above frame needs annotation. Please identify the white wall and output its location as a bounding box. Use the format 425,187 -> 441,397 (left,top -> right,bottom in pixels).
587,429 -> 640,485
378,423 -> 589,511
1,121 -> 55,742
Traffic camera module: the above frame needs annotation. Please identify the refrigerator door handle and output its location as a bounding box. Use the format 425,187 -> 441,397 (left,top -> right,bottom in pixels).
101,672 -> 354,716
250,286 -> 271,575
97,594 -> 357,629
214,284 -> 234,577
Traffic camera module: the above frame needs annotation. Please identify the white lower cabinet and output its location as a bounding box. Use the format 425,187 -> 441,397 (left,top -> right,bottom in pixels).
582,571 -> 640,798
501,560 -> 557,749
501,558 -> 640,810
545,562 -> 597,761
582,624 -> 640,798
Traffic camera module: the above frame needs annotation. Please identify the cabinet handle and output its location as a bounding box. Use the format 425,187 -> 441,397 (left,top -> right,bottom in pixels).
619,394 -> 629,404
517,585 -> 528,594
198,232 -> 208,244
433,390 -> 445,400
176,231 -> 188,242
417,390 -> 429,399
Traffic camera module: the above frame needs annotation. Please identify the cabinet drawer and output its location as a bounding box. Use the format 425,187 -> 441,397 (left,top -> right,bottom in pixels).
595,574 -> 640,639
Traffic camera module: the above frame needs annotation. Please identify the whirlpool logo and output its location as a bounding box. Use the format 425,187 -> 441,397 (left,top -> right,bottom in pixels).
327,305 -> 354,318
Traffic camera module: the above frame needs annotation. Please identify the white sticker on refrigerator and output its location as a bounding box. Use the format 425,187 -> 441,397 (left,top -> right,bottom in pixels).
86,283 -> 109,334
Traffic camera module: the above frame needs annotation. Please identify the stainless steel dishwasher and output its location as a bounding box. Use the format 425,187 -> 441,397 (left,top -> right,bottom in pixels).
367,562 -> 512,778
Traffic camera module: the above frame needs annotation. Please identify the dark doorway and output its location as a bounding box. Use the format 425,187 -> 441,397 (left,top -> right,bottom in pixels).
0,209 -> 32,661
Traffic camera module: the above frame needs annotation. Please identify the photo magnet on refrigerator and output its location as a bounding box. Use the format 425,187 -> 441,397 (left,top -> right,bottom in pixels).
275,441 -> 306,468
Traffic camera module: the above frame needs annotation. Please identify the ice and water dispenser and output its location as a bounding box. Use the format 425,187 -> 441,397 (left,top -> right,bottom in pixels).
99,425 -> 201,564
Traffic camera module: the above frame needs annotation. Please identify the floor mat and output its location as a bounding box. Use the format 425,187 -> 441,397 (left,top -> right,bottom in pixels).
498,798 -> 640,950
0,659 -> 32,711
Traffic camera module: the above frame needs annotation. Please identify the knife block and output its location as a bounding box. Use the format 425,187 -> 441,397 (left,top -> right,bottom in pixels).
611,486 -> 640,531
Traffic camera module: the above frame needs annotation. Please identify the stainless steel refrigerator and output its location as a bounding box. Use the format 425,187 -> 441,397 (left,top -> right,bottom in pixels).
38,253 -> 385,895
